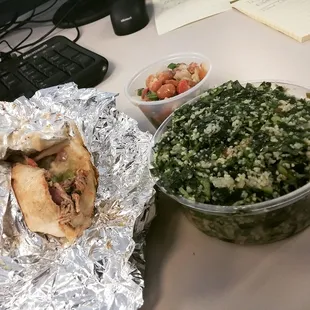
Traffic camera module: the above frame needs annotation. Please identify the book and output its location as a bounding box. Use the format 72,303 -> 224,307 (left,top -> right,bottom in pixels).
232,0 -> 310,43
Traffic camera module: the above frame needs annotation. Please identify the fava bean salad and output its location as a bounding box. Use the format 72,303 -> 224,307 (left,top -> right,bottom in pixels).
152,81 -> 310,206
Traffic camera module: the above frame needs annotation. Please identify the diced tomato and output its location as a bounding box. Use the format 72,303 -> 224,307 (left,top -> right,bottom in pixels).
164,79 -> 179,87
177,79 -> 191,94
156,84 -> 176,100
141,88 -> 149,100
146,74 -> 163,92
26,157 -> 38,167
157,70 -> 174,84
146,75 -> 155,88
149,79 -> 162,92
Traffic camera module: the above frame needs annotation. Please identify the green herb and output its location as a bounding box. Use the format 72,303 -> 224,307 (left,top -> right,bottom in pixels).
51,170 -> 74,183
153,81 -> 310,244
167,63 -> 177,70
137,88 -> 144,96
147,91 -> 159,101
184,203 -> 310,244
152,80 -> 310,206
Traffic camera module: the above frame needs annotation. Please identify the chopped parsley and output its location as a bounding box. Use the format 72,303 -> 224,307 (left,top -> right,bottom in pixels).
51,170 -> 75,183
167,63 -> 177,70
147,91 -> 159,101
152,81 -> 310,206
137,88 -> 144,96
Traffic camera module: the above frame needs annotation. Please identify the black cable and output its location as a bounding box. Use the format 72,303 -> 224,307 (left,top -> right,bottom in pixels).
0,40 -> 15,51
32,0 -> 58,17
0,0 -> 81,59
0,0 -> 58,40
73,23 -> 80,43
12,27 -> 33,51
0,27 -> 33,60
0,0 -> 57,40
0,9 -> 35,41
0,14 -> 18,36
11,1 -> 80,54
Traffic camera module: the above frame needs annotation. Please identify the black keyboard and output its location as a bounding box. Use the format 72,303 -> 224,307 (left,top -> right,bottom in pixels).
0,35 -> 109,101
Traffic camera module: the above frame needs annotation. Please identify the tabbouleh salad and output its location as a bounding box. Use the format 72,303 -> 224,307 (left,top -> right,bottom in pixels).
152,80 -> 310,206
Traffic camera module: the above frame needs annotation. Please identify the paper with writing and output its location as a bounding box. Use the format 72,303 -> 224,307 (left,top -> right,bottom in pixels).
153,0 -> 232,35
232,0 -> 310,42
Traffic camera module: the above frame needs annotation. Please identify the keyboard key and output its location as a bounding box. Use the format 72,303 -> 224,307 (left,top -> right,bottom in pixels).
53,57 -> 72,68
51,42 -> 62,50
42,49 -> 56,57
6,79 -> 21,89
18,65 -> 40,79
65,63 -> 81,75
36,81 -> 49,89
37,72 -> 68,89
72,54 -> 94,67
32,57 -> 46,66
43,50 -> 61,63
1,73 -> 14,83
19,64 -> 32,73
1,74 -> 21,89
0,70 -> 9,77
59,46 -> 79,59
33,59 -> 54,74
28,72 -> 46,84
43,67 -> 60,77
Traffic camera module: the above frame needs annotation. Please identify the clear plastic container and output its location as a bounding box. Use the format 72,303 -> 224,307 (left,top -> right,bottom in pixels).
150,81 -> 310,245
124,52 -> 212,129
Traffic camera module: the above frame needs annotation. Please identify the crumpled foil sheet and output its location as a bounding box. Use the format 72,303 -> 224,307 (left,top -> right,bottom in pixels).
0,83 -> 156,310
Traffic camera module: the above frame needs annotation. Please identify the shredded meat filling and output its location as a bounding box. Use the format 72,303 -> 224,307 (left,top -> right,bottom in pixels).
51,183 -> 75,224
46,169 -> 89,224
74,169 -> 88,193
59,178 -> 74,192
71,193 -> 81,213
59,199 -> 75,224
44,170 -> 52,181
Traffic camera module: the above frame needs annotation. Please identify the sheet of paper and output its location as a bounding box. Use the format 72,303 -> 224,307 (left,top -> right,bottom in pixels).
232,0 -> 310,42
153,0 -> 232,35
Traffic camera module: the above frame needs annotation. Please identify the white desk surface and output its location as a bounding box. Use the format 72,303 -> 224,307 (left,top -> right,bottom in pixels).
4,3 -> 310,310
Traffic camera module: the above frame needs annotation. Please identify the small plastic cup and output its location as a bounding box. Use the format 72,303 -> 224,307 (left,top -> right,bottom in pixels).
124,52 -> 212,128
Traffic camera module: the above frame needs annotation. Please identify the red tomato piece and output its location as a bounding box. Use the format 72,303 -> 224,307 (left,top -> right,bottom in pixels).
156,84 -> 176,100
141,88 -> 149,100
177,79 -> 191,94
149,79 -> 162,92
157,70 -> 174,84
164,79 -> 179,87
26,157 -> 38,167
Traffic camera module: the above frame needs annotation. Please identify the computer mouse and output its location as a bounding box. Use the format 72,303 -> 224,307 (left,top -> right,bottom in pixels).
110,0 -> 149,36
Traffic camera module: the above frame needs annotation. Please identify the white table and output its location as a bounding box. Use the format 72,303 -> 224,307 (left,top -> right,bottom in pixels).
3,3 -> 310,310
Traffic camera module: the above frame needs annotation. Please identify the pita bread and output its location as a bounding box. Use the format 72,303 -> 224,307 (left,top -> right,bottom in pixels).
11,137 -> 98,243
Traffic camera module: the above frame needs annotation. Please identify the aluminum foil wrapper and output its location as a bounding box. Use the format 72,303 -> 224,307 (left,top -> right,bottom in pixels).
0,83 -> 156,310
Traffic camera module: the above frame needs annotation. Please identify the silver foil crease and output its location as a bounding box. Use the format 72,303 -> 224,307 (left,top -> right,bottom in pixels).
0,83 -> 156,310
